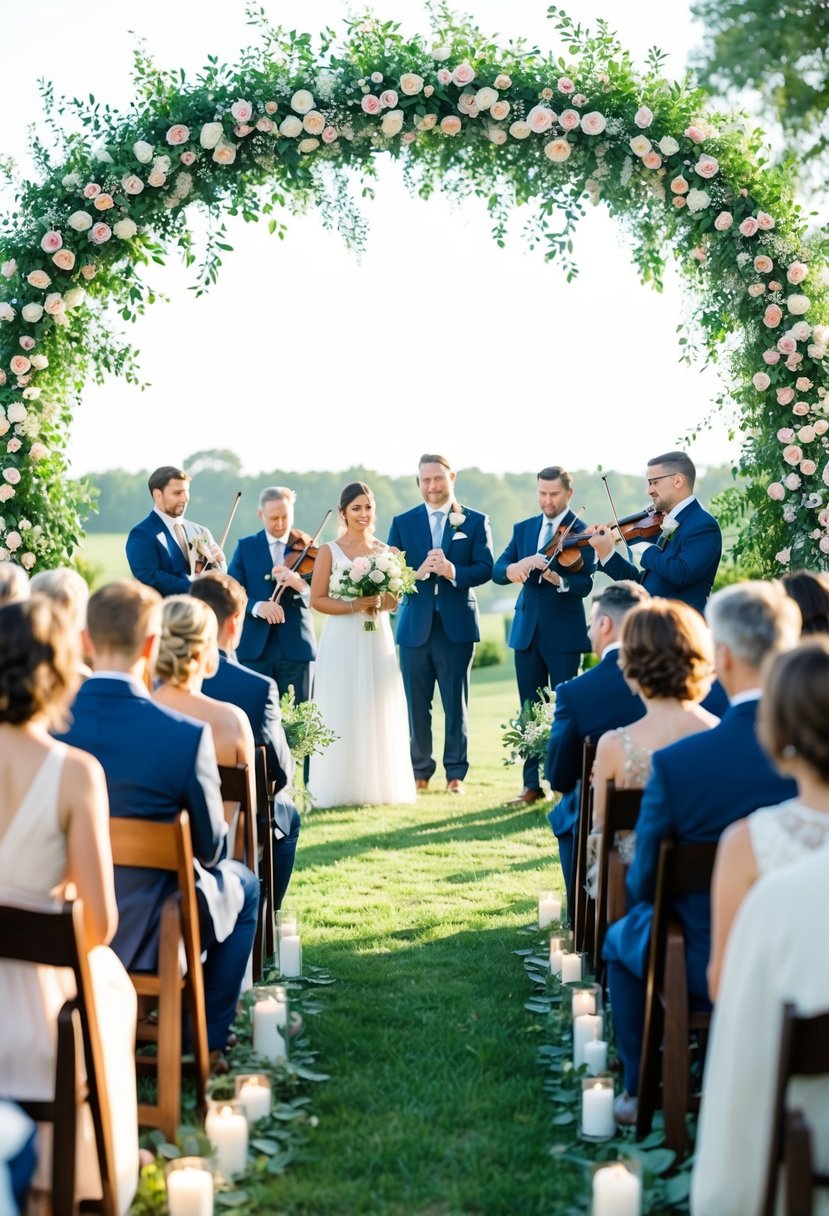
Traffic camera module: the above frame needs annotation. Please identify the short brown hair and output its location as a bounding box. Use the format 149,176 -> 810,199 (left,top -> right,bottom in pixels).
418,454 -> 452,471
537,466 -> 573,490
148,466 -> 189,496
86,580 -> 161,657
759,638 -> 829,781
620,599 -> 714,702
0,596 -> 79,727
189,572 -> 247,629
647,451 -> 696,488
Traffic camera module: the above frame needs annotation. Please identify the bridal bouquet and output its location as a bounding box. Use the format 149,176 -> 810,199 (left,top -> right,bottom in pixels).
501,688 -> 556,768
332,548 -> 417,631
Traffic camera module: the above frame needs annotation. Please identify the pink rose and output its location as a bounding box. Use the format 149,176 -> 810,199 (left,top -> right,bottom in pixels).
544,138 -> 572,163
93,194 -> 114,210
685,125 -> 705,143
673,197 -> 687,209
752,372 -> 771,391
783,445 -> 803,466
1,260 -> 16,277
777,336 -> 797,355
452,63 -> 476,86
6,440 -> 21,456
786,354 -> 803,371
695,154 -> 719,179
540,88 -> 554,101
361,94 -> 382,115
777,429 -> 794,443
527,105 -> 556,133
821,537 -> 829,555
776,548 -> 792,564
5,530 -> 21,549
739,217 -> 759,237
754,255 -> 773,274
767,480 -> 785,500
89,222 -> 112,244
255,116 -> 274,133
819,509 -> 829,527
791,322 -> 811,341
557,77 -> 575,93
424,85 -> 435,98
787,262 -> 808,285
748,283 -> 766,298
793,403 -> 810,417
166,124 -> 190,145
558,109 -> 580,131
670,176 -> 689,194
83,182 -> 101,198
40,231 -> 63,253
121,174 -> 144,195
380,90 -> 398,109
763,304 -> 783,328
147,170 -> 167,187
19,337 -> 34,351
796,377 -> 813,392
265,101 -> 278,115
3,468 -> 21,485
798,425 -> 816,443
29,442 -> 48,461
80,264 -> 97,281
784,474 -> 801,491
52,249 -> 75,271
642,152 -> 662,169
231,99 -> 253,123
580,111 -> 606,135
777,387 -> 795,405
234,124 -> 253,138
757,211 -> 775,230
322,126 -> 338,144
801,460 -> 817,476
20,552 -> 35,570
9,356 -> 30,376
763,350 -> 781,365
27,270 -> 50,289
212,143 -> 237,165
692,247 -> 707,262
635,106 -> 653,128
713,211 -> 733,231
437,68 -> 452,86
769,280 -> 782,292
180,150 -> 196,166
440,115 -> 462,136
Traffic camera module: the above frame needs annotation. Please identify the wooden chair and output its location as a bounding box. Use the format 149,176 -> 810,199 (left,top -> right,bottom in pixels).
109,812 -> 209,1140
593,783 -> 643,971
635,839 -> 718,1155
572,737 -> 596,957
0,898 -> 117,1216
254,744 -> 277,962
762,1003 -> 829,1216
219,761 -> 263,981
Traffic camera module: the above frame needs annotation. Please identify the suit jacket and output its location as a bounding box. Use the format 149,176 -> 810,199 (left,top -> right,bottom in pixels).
602,498 -> 722,615
545,648 -> 647,837
387,503 -> 494,646
228,530 -> 317,664
202,653 -> 296,836
56,676 -> 229,972
493,511 -> 595,652
126,511 -> 222,599
612,698 -> 797,996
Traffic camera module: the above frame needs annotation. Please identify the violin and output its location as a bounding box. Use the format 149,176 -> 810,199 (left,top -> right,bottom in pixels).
269,508 -> 333,604
541,507 -> 666,573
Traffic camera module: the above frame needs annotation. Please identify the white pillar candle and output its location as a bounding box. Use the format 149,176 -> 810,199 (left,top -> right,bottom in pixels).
237,1078 -> 272,1123
205,1104 -> 249,1178
252,998 -> 287,1061
561,951 -> 583,983
572,989 -> 597,1019
549,939 -> 563,976
278,916 -> 298,939
538,892 -> 562,929
279,933 -> 302,977
574,1013 -> 603,1068
592,1163 -> 642,1215
585,1038 -> 609,1077
581,1080 -> 615,1139
166,1166 -> 214,1216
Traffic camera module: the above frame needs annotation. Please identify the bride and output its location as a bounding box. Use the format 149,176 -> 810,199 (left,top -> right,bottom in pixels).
309,482 -> 416,808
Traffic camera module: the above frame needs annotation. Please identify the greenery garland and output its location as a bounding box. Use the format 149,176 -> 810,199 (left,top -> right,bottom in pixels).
0,5 -> 828,573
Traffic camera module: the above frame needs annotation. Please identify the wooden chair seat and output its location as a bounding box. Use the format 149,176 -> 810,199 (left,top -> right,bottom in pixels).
219,761 -> 264,981
572,737 -> 596,956
594,783 -> 642,973
110,812 -> 208,1140
0,897 -> 116,1216
635,839 -> 718,1156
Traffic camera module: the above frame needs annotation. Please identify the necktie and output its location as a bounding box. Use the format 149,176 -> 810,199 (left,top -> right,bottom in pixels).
172,522 -> 190,566
431,511 -> 444,549
539,518 -> 554,553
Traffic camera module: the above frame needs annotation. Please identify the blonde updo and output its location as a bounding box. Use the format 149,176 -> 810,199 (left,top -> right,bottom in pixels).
156,595 -> 219,687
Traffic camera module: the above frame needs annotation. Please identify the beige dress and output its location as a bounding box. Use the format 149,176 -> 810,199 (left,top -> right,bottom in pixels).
0,745 -> 138,1214
585,729 -> 653,899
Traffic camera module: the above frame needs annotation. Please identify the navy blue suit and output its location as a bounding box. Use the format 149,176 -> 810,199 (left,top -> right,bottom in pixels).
228,529 -> 316,704
57,676 -> 259,1050
387,503 -> 493,782
126,511 -> 222,598
604,697 -> 797,1094
545,648 -> 646,918
494,511 -> 595,792
602,498 -> 722,615
203,653 -> 300,909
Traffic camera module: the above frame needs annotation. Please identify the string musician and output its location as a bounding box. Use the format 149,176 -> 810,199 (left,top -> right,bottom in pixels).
587,451 -> 723,616
493,466 -> 596,804
228,486 -> 317,706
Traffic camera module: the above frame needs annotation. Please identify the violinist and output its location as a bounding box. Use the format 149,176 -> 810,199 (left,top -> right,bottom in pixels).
587,451 -> 722,617
493,466 -> 596,805
126,465 -> 227,598
228,486 -> 317,706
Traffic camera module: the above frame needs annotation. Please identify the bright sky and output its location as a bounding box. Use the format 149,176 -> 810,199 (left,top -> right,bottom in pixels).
0,1 -> 750,479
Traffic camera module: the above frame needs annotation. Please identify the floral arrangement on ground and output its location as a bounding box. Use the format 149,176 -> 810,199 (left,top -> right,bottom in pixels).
1,4 -> 828,572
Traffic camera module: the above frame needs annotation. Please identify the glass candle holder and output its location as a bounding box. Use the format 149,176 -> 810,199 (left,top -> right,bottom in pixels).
570,982 -> 603,1020
251,985 -> 288,1062
204,1099 -> 249,1179
591,1160 -> 642,1215
538,890 -> 562,929
549,935 -> 565,977
573,1011 -> 604,1069
165,1157 -> 214,1216
584,1031 -> 609,1077
580,1075 -> 616,1141
276,907 -> 299,940
560,950 -> 584,984
234,1073 -> 272,1123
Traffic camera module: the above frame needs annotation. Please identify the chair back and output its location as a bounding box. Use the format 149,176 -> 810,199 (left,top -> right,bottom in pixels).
0,898 -> 117,1216
218,762 -> 258,868
594,782 -> 642,966
254,745 -> 277,961
762,1002 -> 829,1216
573,736 -> 596,952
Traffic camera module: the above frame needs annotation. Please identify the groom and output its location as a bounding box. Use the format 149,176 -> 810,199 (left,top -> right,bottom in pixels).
388,454 -> 494,794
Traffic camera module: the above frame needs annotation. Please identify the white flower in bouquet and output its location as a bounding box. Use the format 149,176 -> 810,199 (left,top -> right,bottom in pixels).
369,568 -> 386,584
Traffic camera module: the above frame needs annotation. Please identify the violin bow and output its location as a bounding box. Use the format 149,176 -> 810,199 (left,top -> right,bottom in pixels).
270,508 -> 333,604
537,505 -> 585,582
600,474 -> 633,560
198,490 -> 241,573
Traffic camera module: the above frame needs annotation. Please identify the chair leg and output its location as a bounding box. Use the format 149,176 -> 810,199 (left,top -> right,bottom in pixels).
662,932 -> 691,1157
52,1004 -> 79,1216
156,905 -> 182,1141
785,1111 -> 814,1216
635,977 -> 663,1140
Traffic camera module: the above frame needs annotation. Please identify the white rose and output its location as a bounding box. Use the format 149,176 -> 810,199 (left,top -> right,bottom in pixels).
509,120 -> 531,140
63,287 -> 86,309
635,106 -> 653,128
380,110 -> 404,138
29,355 -> 48,370
67,210 -> 93,231
400,73 -> 424,96
431,46 -> 451,61
686,188 -> 711,213
121,174 -> 144,195
303,110 -> 326,135
113,218 -> 138,240
199,123 -> 224,149
448,512 -> 466,526
298,138 -> 320,153
1,260 -> 16,278
787,295 -> 811,315
629,135 -> 652,157
212,142 -> 237,165
279,115 -> 303,138
487,124 -> 507,145
291,90 -> 315,115
475,86 -> 499,111
7,404 -> 27,423
21,304 -> 44,323
133,140 -> 154,163
657,135 -> 680,156
369,568 -> 386,584
0,303 -> 15,322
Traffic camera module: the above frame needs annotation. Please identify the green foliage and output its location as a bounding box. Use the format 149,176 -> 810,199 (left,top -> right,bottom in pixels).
279,686 -> 337,761
472,637 -> 505,667
502,687 -> 556,765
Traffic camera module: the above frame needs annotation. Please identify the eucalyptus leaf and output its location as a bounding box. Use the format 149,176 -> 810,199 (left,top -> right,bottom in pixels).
251,1138 -> 279,1155
638,1130 -> 667,1149
216,1192 -> 250,1208
513,948 -> 534,956
524,999 -> 553,1013
156,1143 -> 181,1160
266,1149 -> 296,1174
664,1171 -> 692,1205
551,1110 -> 576,1126
291,1065 -> 331,1081
640,1147 -> 677,1176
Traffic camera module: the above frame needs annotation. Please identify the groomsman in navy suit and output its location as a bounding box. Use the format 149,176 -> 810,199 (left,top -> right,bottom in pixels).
388,454 -> 494,794
57,580 -> 258,1064
191,572 -> 301,911
126,465 -> 225,597
588,451 -> 722,615
545,581 -> 650,918
494,466 -> 597,804
228,487 -> 316,706
604,581 -> 801,1123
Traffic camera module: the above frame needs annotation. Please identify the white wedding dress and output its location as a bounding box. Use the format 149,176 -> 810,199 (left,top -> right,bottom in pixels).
0,744 -> 138,1214
309,542 -> 416,808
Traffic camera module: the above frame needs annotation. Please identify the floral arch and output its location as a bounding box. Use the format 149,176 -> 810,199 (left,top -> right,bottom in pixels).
0,8 -> 827,573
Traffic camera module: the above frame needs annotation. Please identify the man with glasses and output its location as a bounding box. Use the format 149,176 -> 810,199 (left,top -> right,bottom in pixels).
588,451 -> 722,615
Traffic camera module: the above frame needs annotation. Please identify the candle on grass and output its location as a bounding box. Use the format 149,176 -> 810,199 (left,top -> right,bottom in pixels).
549,937 -> 564,976
205,1102 -> 249,1178
584,1037 -> 609,1077
592,1162 -> 642,1215
166,1160 -> 214,1216
279,933 -> 302,977
572,989 -> 597,1019
573,1013 -> 603,1068
538,891 -> 562,929
252,997 -> 287,1061
581,1078 -> 615,1140
561,951 -> 583,984
236,1074 -> 272,1123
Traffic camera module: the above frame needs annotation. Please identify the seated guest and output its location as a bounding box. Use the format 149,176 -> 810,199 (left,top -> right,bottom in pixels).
708,638 -> 829,1000
604,581 -> 802,1124
153,596 -> 257,832
0,597 -> 137,1214
57,580 -> 258,1069
587,599 -> 717,897
190,573 -> 300,910
30,567 -> 91,675
0,562 -> 29,606
545,581 -> 650,919
691,847 -> 829,1215
782,568 -> 829,635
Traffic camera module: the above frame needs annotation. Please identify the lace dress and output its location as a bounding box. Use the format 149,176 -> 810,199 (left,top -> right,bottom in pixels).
308,542 -> 416,808
748,798 -> 829,876
585,729 -> 653,899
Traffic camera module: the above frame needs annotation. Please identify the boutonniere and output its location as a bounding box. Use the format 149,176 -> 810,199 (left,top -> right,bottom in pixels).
660,518 -> 679,539
189,531 -> 213,559
448,505 -> 467,529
